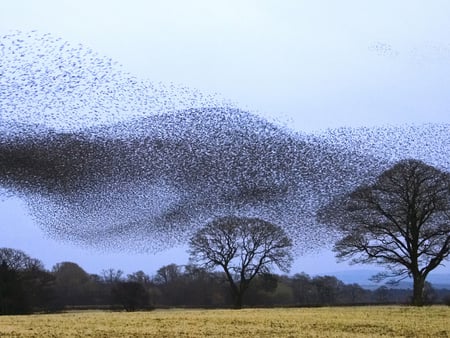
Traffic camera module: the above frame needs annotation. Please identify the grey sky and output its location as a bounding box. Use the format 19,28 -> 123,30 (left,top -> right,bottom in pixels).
0,1 -> 449,276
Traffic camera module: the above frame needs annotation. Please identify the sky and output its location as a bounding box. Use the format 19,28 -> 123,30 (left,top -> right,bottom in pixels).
0,1 -> 449,277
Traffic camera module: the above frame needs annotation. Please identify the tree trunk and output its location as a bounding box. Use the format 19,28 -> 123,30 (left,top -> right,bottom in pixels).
222,268 -> 242,309
233,292 -> 243,309
412,275 -> 425,306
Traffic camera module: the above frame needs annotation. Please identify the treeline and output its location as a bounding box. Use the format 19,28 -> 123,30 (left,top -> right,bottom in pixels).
1,248 -> 449,314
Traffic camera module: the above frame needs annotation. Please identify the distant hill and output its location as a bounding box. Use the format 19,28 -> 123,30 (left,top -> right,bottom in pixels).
324,270 -> 450,290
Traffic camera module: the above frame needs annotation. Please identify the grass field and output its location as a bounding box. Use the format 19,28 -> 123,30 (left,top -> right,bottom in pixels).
0,306 -> 449,337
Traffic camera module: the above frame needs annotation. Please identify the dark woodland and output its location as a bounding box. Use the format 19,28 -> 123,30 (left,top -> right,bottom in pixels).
1,247 -> 450,315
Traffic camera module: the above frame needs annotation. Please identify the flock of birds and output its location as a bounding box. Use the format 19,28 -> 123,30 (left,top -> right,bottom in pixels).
1,31 -> 449,253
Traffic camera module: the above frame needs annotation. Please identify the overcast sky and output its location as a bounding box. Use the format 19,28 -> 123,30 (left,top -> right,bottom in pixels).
1,1 -> 449,276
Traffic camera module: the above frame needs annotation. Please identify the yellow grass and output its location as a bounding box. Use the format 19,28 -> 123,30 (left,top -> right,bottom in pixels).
0,306 -> 449,337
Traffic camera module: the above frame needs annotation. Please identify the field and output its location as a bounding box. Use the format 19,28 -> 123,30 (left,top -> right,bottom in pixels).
0,306 -> 449,337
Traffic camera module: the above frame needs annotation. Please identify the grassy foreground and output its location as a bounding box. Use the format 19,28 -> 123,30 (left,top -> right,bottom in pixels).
0,306 -> 449,337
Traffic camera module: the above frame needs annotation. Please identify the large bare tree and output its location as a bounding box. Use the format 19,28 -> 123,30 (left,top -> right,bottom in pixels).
188,216 -> 293,308
318,159 -> 450,306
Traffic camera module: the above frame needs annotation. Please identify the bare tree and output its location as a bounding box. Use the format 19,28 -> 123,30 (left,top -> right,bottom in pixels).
318,159 -> 450,306
0,248 -> 52,314
153,264 -> 182,285
101,268 -> 124,284
188,216 -> 293,308
0,247 -> 43,271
